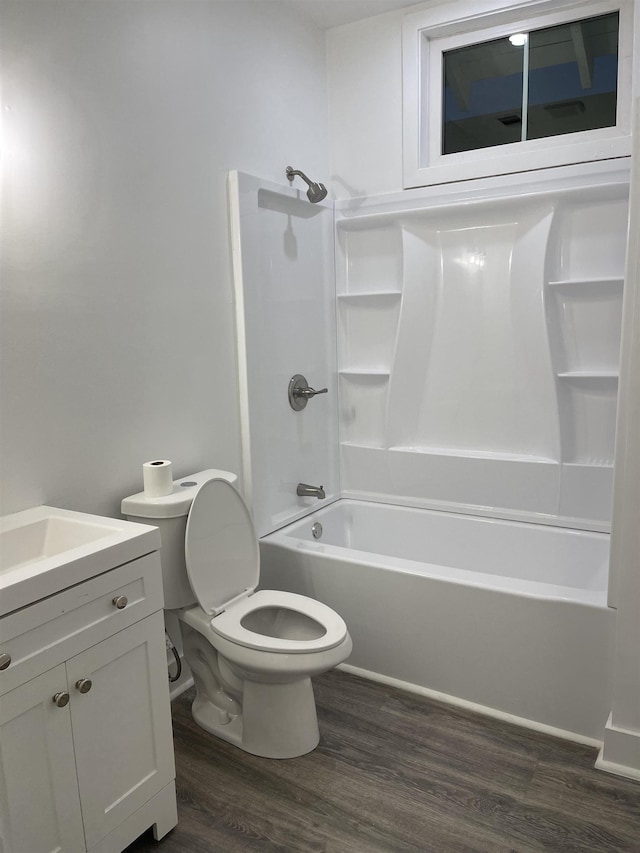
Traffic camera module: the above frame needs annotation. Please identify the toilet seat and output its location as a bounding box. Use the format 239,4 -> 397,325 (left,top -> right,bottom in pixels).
210,589 -> 348,654
185,477 -> 260,615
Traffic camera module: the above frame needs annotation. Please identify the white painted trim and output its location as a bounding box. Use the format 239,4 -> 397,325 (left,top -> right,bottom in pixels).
596,714 -> 640,780
608,98 -> 640,609
338,663 -> 603,748
227,171 -> 254,507
335,158 -> 630,219
169,671 -> 193,702
595,758 -> 640,782
402,0 -> 634,188
598,97 -> 640,780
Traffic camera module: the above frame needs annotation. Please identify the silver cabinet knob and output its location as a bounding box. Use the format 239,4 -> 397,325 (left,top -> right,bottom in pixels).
112,595 -> 128,610
52,691 -> 70,708
0,652 -> 11,671
75,678 -> 92,694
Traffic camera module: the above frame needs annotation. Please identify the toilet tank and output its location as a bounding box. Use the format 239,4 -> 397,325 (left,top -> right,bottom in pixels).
121,468 -> 238,609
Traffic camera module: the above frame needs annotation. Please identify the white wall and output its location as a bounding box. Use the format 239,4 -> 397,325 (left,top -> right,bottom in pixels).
0,0 -> 328,518
327,8 -> 404,197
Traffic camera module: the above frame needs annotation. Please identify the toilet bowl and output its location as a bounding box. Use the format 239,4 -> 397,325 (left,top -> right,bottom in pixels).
122,470 -> 352,759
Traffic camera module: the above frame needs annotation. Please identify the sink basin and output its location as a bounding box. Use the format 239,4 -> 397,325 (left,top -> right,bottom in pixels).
1,516 -> 121,573
0,505 -> 160,616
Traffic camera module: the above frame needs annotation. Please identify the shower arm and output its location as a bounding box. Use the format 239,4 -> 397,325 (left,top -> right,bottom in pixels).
286,167 -> 314,189
285,166 -> 328,203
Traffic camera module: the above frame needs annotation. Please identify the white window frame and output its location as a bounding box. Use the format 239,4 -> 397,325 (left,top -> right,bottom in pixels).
402,0 -> 634,189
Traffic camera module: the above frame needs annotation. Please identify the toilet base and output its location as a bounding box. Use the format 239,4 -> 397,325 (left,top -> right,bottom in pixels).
178,603 -> 351,759
191,676 -> 320,759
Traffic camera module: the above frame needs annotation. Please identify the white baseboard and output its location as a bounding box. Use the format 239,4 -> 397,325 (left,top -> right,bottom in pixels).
169,661 -> 194,701
595,714 -> 640,781
337,663 -> 603,748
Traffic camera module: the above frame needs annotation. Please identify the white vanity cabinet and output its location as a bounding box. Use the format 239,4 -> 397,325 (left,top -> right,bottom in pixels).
0,662 -> 86,851
0,548 -> 177,853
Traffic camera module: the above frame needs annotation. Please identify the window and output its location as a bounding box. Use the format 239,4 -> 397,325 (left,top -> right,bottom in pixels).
403,1 -> 633,188
442,13 -> 619,155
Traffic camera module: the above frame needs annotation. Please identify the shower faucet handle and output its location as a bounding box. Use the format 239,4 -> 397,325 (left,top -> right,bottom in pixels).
288,374 -> 328,411
296,386 -> 328,399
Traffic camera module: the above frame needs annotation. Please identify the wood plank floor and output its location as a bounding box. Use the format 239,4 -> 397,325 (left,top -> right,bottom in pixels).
127,670 -> 640,852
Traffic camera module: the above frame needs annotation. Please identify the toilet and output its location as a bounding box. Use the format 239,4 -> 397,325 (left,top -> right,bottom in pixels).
122,469 -> 352,759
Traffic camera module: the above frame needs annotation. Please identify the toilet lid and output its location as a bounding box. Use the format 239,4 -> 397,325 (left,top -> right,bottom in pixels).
185,478 -> 259,615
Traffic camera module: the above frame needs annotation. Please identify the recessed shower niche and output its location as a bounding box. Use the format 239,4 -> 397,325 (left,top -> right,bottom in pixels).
543,198 -> 626,517
336,225 -> 403,449
548,275 -> 622,468
339,225 -> 403,294
549,279 -> 624,373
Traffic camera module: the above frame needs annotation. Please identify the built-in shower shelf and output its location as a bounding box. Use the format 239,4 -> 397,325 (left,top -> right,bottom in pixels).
388,446 -> 557,463
557,371 -> 619,380
563,461 -> 614,470
548,277 -> 624,288
337,291 -> 402,301
339,369 -> 391,377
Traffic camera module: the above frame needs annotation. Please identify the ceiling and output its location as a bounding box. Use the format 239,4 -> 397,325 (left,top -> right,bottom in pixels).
282,0 -> 424,30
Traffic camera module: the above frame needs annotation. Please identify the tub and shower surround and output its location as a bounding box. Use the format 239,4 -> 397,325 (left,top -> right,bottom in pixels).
230,163 -> 627,744
335,166 -> 629,530
231,164 -> 628,537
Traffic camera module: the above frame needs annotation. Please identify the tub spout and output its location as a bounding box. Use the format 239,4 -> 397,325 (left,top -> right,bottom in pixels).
297,483 -> 325,500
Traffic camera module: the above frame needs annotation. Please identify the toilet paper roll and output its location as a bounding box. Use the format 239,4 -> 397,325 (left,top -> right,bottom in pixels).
142,460 -> 173,498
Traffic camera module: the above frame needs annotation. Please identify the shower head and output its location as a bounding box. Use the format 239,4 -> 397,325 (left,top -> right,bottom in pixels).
285,166 -> 328,203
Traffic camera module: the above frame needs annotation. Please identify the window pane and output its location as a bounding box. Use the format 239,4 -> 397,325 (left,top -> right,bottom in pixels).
443,36 -> 524,155
527,12 -> 618,141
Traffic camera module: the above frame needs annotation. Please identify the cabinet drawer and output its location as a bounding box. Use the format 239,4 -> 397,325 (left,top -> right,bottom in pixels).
0,552 -> 164,694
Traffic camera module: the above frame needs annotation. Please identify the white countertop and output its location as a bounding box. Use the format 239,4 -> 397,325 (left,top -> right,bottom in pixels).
0,505 -> 161,617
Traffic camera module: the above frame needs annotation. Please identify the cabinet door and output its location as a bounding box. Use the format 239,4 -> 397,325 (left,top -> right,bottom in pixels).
66,611 -> 175,850
0,664 -> 85,853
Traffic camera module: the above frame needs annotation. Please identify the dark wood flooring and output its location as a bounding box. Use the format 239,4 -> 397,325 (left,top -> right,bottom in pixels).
127,670 -> 640,852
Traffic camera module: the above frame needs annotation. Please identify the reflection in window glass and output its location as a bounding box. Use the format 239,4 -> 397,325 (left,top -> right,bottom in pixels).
527,12 -> 618,140
443,37 -> 524,155
442,12 -> 618,156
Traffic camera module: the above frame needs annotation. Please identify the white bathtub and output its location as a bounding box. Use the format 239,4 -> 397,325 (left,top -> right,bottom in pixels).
259,499 -> 615,741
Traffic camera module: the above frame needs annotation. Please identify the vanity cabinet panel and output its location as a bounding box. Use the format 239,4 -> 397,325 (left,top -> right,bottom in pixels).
0,664 -> 86,852
0,550 -> 176,853
0,552 -> 164,695
68,611 -> 175,849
